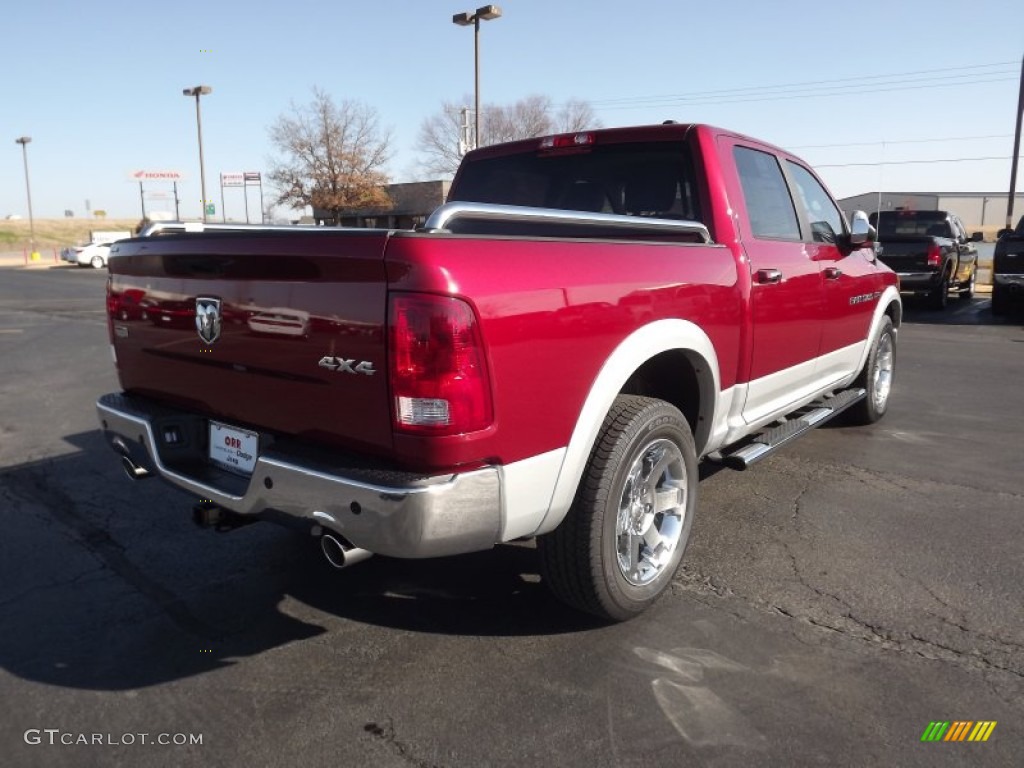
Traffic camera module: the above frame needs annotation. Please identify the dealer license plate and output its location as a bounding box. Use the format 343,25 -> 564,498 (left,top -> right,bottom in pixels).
208,421 -> 259,476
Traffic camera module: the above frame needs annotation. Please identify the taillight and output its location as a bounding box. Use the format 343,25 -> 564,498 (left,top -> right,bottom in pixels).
927,244 -> 942,268
388,293 -> 493,435
539,132 -> 594,149
106,278 -> 116,341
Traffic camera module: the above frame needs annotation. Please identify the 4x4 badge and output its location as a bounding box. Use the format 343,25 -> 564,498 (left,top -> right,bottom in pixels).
318,356 -> 375,376
196,297 -> 222,344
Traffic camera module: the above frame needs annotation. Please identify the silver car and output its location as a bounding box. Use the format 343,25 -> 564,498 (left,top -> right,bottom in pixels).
63,241 -> 112,269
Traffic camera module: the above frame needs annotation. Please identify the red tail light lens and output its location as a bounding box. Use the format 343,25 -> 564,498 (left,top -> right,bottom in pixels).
539,132 -> 594,150
927,244 -> 942,268
106,278 -> 117,341
388,293 -> 493,435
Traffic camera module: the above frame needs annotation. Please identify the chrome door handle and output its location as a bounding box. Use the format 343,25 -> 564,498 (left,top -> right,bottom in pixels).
824,266 -> 842,280
756,268 -> 782,284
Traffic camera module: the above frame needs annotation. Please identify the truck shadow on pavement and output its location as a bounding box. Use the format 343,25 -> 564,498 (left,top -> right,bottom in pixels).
0,430 -> 602,692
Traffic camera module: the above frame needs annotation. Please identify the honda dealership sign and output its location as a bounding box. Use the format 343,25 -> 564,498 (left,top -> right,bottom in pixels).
127,169 -> 186,182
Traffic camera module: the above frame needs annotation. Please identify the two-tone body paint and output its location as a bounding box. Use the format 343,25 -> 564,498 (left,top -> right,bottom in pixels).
104,123 -> 898,483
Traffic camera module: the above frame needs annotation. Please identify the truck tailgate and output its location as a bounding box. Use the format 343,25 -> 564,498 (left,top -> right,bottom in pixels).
876,237 -> 935,272
995,236 -> 1024,273
106,231 -> 393,453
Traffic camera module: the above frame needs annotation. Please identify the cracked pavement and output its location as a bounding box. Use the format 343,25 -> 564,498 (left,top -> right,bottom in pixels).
0,267 -> 1021,767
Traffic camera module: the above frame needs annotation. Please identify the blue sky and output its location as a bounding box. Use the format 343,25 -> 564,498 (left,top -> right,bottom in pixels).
2,0 -> 1022,221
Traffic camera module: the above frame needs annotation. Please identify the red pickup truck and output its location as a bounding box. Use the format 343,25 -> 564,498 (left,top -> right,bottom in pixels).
97,123 -> 900,620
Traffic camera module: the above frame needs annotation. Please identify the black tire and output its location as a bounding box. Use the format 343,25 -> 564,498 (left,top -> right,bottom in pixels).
846,316 -> 896,425
928,272 -> 949,310
959,269 -> 975,300
991,286 -> 1007,317
538,395 -> 697,621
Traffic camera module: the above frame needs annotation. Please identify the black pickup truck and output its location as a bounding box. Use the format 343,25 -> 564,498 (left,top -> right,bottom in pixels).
992,215 -> 1024,316
869,210 -> 981,309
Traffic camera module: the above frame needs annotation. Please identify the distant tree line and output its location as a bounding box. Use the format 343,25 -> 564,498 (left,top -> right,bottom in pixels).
416,95 -> 602,177
267,89 -> 602,217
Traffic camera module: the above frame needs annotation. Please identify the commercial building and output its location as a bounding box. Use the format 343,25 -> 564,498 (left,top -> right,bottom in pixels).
838,192 -> 1024,234
313,180 -> 450,229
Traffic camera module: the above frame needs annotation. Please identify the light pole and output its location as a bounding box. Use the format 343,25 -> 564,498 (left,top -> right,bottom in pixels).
452,5 -> 502,150
14,137 -> 38,260
183,85 -> 212,221
1005,53 -> 1023,231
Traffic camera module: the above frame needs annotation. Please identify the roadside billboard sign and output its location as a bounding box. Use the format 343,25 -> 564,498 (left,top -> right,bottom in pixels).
244,172 -> 261,184
127,169 -> 186,182
221,172 -> 244,187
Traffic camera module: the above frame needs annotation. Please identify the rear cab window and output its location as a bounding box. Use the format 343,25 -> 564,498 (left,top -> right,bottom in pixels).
870,211 -> 952,238
449,142 -> 704,225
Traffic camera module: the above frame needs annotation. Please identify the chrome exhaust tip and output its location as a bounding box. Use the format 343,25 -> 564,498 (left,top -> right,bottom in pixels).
320,533 -> 372,569
121,456 -> 150,480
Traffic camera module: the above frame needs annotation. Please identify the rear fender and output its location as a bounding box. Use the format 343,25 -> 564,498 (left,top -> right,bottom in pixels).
531,319 -> 720,536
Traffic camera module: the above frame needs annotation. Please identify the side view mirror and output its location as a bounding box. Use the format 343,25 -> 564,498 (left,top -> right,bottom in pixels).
849,210 -> 874,246
997,228 -> 1013,239
970,231 -> 984,242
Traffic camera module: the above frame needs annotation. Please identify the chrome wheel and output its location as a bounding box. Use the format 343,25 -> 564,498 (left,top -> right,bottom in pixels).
872,333 -> 894,411
846,315 -> 896,426
960,270 -> 976,299
539,395 -> 696,620
616,438 -> 687,586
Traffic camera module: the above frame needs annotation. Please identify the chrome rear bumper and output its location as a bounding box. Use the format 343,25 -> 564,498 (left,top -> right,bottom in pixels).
895,271 -> 941,290
96,393 -> 502,558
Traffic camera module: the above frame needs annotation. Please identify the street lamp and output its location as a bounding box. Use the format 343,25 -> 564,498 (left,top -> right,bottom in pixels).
183,85 -> 212,222
14,136 -> 38,260
452,5 -> 502,150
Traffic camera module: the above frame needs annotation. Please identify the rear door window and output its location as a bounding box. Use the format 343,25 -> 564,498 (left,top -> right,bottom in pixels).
733,146 -> 801,240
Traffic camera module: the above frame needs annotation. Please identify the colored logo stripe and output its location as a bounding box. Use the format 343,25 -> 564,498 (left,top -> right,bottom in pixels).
944,721 -> 972,741
969,722 -> 997,742
921,721 -> 996,742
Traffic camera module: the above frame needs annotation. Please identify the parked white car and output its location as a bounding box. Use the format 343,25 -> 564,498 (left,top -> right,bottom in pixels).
63,241 -> 113,269
61,230 -> 132,268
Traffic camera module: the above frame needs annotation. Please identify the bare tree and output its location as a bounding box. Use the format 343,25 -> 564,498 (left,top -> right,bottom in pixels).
415,94 -> 603,177
416,100 -> 470,179
268,88 -> 392,221
555,99 -> 600,133
486,94 -> 554,145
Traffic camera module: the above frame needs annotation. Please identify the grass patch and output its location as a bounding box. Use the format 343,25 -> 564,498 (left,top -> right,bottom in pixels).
0,219 -> 141,250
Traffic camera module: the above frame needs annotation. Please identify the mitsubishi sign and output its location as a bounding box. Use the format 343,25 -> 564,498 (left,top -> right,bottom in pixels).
127,169 -> 186,182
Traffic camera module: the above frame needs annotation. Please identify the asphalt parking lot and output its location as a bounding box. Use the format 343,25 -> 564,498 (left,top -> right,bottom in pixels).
0,266 -> 1021,768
